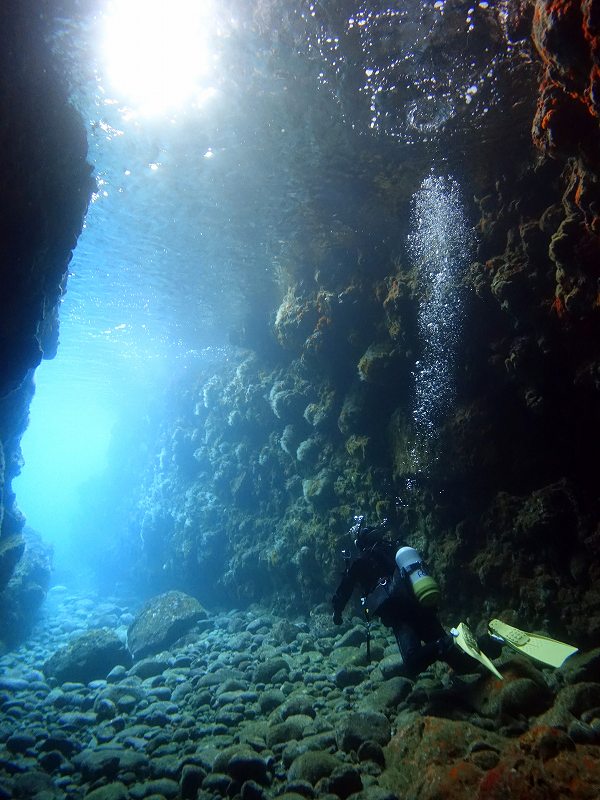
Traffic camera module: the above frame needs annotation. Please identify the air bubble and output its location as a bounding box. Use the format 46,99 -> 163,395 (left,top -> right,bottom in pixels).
407,175 -> 476,463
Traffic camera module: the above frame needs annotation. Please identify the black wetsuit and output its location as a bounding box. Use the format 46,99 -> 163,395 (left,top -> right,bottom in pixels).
332,541 -> 466,677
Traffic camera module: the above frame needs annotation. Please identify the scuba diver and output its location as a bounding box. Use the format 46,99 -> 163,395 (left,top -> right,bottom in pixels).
331,517 -> 578,680
331,517 -> 469,678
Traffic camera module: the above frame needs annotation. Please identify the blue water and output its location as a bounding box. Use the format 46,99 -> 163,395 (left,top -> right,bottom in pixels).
15,0 -> 530,578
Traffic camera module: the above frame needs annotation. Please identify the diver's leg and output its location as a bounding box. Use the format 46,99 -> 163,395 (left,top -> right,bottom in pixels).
415,609 -> 472,673
391,620 -> 451,677
417,610 -> 447,643
391,621 -> 422,677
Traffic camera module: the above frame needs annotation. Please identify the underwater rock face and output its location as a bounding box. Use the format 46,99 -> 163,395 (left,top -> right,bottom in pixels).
0,535 -> 25,592
0,1 -> 93,633
121,147 -> 599,634
21,0 -> 594,655
0,530 -> 52,648
447,0 -> 600,643
532,0 -> 600,164
118,348 -> 401,611
357,343 -> 401,384
126,590 -> 207,659
274,287 -> 320,352
531,0 -> 600,314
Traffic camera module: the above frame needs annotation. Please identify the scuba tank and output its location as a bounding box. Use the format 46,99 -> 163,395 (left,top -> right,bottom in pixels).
395,546 -> 440,608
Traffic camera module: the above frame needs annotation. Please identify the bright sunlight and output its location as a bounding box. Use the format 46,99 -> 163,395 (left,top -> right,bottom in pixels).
100,0 -> 218,116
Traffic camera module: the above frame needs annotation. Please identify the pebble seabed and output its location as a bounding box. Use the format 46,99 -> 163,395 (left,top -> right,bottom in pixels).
1,587 -> 600,800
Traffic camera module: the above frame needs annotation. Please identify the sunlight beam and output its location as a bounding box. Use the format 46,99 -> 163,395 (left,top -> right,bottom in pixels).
100,0 -> 217,116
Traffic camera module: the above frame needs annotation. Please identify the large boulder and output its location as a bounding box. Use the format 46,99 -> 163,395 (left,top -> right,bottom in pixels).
44,628 -> 131,684
127,590 -> 206,659
381,715 -> 600,800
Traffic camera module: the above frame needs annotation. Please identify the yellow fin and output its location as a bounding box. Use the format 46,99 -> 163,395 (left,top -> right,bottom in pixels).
488,619 -> 578,669
451,622 -> 503,680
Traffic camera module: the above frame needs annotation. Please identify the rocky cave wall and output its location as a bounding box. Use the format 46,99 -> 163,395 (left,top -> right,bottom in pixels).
0,1 -> 94,645
1,0 -> 599,654
102,0 -> 600,649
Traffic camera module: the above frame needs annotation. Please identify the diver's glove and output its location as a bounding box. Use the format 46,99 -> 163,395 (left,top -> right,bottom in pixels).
333,610 -> 343,626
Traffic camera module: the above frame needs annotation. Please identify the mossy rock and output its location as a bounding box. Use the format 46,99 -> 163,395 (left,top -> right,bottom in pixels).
287,750 -> 340,784
44,628 -> 131,684
127,590 -> 207,659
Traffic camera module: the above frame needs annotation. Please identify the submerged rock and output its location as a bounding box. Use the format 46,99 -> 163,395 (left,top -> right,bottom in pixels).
336,711 -> 391,752
6,591 -> 600,799
127,591 -> 207,659
83,783 -> 129,800
43,628 -> 131,684
287,751 -> 339,785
